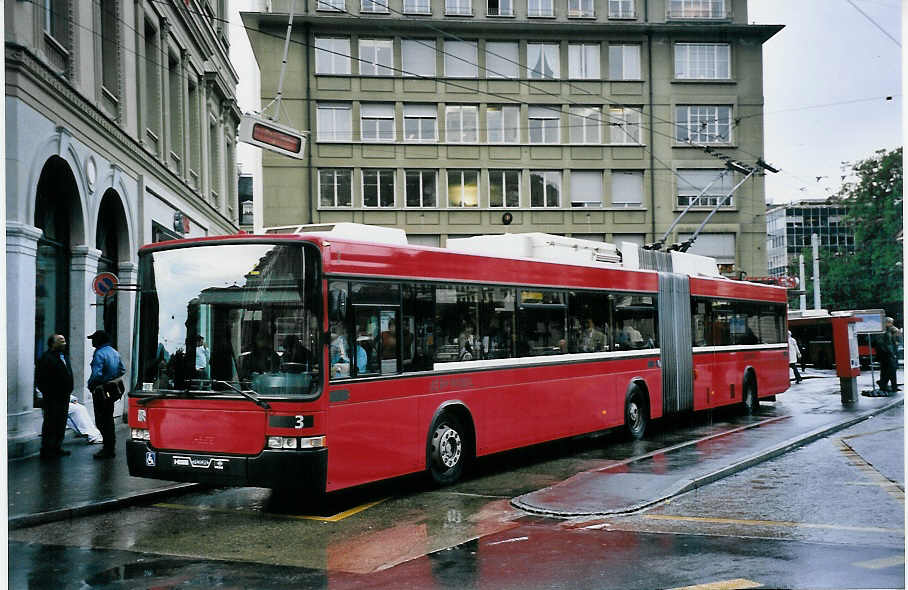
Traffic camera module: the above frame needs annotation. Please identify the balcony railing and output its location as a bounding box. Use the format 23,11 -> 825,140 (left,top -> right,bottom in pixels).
666,1 -> 730,20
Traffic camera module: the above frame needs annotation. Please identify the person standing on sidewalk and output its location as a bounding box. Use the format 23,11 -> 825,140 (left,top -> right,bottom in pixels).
875,317 -> 899,392
35,334 -> 74,459
87,330 -> 125,459
788,331 -> 803,384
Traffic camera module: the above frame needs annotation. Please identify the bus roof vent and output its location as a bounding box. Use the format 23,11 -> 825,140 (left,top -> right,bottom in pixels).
264,223 -> 408,245
447,233 -> 622,268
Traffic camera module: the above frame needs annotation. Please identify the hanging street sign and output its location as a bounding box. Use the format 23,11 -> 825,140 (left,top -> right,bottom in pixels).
238,114 -> 307,160
92,272 -> 119,298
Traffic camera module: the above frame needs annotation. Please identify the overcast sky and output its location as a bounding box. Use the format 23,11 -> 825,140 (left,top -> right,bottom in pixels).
230,1 -> 902,205
748,0 -> 902,203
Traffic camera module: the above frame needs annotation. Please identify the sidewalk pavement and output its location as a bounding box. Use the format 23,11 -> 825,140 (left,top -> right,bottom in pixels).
8,368 -> 903,529
8,422 -> 198,530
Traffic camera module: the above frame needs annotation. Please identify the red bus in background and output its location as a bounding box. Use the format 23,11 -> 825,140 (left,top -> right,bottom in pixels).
126,225 -> 789,493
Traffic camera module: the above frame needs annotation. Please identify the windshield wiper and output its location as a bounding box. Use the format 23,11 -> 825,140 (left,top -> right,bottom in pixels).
213,380 -> 272,410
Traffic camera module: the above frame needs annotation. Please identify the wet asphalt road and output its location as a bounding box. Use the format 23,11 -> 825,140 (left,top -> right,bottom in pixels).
9,379 -> 905,589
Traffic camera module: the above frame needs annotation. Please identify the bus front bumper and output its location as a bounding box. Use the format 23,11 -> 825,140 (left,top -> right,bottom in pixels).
126,441 -> 328,491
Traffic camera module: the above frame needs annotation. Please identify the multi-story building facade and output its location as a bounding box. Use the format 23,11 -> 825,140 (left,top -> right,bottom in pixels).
766,198 -> 854,277
5,0 -> 242,456
243,0 -> 779,274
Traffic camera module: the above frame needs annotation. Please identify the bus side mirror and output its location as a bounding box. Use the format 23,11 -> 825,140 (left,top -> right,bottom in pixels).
329,289 -> 347,321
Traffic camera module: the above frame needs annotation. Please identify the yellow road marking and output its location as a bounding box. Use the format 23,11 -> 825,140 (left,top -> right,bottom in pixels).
666,578 -> 763,590
643,514 -> 902,534
153,498 -> 387,522
852,554 -> 906,570
836,438 -> 904,506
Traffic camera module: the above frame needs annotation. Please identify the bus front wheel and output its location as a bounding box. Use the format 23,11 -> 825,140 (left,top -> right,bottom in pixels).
428,413 -> 467,486
624,388 -> 648,440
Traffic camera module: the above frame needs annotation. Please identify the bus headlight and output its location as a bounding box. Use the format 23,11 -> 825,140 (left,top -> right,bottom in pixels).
131,428 -> 150,441
266,436 -> 325,450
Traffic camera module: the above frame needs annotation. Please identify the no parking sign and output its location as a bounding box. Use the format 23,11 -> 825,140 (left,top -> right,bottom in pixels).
92,272 -> 119,298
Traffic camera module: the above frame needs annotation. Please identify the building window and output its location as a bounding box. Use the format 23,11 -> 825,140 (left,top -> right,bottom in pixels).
530,170 -> 561,207
45,0 -> 69,46
100,0 -> 118,96
674,43 -> 730,79
569,106 -> 601,144
359,39 -> 394,76
528,0 -> 554,17
568,43 -> 600,79
487,0 -> 513,16
445,105 -> 478,143
316,0 -> 345,10
315,37 -> 351,75
404,0 -> 431,13
668,0 -> 726,19
361,0 -> 390,13
444,41 -> 478,77
402,40 -> 436,77
188,80 -> 201,183
363,169 -> 395,207
611,170 -> 644,207
143,21 -> 161,141
568,0 -> 594,17
316,103 -> 353,142
678,233 -> 735,265
609,45 -> 641,80
527,43 -> 560,79
486,105 -> 519,143
448,170 -> 479,207
485,41 -> 519,78
446,0 -> 472,15
404,104 -> 437,142
489,170 -> 520,207
570,170 -> 603,207
608,0 -> 635,18
360,103 -> 395,142
208,115 -> 221,203
319,169 -> 353,207
406,170 -> 437,207
608,107 -> 641,144
675,105 -> 732,144
676,169 -> 733,207
529,106 -> 560,144
168,52 -> 183,168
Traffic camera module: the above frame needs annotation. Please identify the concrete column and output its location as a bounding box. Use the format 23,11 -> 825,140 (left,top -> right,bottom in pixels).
70,246 -> 103,403
6,222 -> 43,454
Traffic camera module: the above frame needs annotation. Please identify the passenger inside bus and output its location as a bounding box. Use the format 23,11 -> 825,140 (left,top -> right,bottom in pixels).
579,318 -> 607,352
329,323 -> 350,378
381,319 -> 397,359
458,323 -> 478,360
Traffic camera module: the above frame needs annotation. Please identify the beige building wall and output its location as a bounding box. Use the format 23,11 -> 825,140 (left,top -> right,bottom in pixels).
244,0 -> 780,275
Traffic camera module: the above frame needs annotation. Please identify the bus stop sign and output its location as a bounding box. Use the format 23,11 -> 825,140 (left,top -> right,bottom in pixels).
92,272 -> 119,298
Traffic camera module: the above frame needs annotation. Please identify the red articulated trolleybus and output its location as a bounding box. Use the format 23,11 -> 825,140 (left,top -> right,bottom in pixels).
127,224 -> 790,493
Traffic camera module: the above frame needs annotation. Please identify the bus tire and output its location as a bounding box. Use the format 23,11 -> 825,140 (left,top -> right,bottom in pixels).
742,376 -> 759,415
624,387 -> 648,441
428,412 -> 467,486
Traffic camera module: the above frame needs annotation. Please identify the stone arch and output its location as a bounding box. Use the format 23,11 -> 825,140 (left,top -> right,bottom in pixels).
33,155 -> 83,357
95,188 -> 130,349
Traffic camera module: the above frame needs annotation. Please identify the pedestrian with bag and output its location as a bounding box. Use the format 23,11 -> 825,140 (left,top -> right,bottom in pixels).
87,330 -> 125,459
35,333 -> 74,459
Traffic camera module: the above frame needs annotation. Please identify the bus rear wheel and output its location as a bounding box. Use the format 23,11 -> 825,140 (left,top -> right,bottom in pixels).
624,388 -> 648,440
428,413 -> 467,486
742,378 -> 759,415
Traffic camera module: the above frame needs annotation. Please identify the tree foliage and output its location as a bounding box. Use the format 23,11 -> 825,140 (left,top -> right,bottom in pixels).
804,148 -> 903,321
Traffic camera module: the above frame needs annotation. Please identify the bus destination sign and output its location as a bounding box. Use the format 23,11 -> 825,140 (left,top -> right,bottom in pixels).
239,114 -> 308,160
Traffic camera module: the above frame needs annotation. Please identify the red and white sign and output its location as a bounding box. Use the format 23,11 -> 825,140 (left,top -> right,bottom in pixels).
92,272 -> 119,298
238,114 -> 307,160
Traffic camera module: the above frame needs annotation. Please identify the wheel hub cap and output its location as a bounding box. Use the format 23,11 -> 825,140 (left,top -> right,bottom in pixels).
435,427 -> 462,469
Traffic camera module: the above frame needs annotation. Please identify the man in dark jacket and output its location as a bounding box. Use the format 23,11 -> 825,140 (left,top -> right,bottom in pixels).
87,330 -> 126,459
35,334 -> 74,459
876,317 -> 899,392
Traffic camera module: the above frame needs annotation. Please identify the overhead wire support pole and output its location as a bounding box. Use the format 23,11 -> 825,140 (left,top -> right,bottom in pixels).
647,170 -> 731,250
261,0 -> 297,125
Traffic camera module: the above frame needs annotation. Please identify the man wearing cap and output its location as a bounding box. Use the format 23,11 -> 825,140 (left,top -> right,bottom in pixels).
87,330 -> 125,459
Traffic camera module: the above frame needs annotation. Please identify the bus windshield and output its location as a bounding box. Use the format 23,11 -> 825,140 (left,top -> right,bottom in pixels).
135,242 -> 322,397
